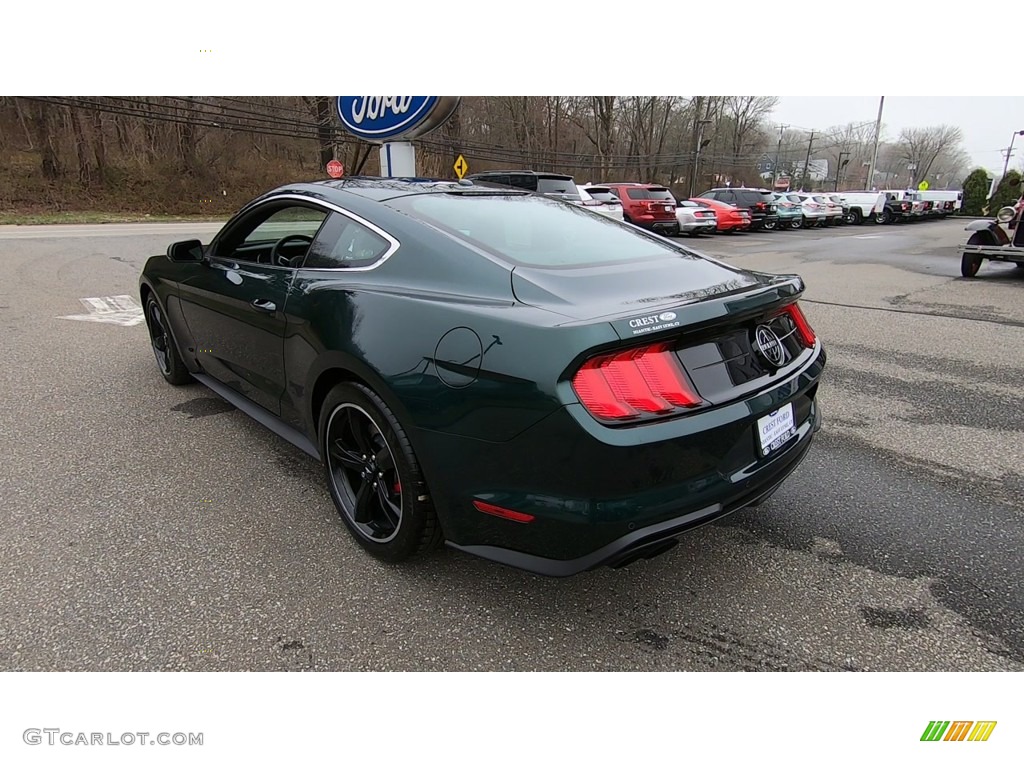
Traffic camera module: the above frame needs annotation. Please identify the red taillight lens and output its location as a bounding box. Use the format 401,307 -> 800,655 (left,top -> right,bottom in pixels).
571,342 -> 702,422
782,303 -> 816,347
473,500 -> 535,523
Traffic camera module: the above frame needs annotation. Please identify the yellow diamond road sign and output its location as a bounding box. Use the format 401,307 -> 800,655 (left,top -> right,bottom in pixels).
918,180 -> 929,191
454,154 -> 469,179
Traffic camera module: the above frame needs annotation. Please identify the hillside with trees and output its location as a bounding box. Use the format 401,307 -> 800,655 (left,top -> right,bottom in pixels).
0,96 -> 984,217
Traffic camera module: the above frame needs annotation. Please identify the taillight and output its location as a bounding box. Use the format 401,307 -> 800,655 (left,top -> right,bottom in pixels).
571,341 -> 702,423
782,303 -> 816,348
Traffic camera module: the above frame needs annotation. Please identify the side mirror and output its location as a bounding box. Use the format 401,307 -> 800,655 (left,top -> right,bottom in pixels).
166,239 -> 204,262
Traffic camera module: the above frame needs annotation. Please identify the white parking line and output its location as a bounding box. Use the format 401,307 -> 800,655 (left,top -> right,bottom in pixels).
58,295 -> 145,326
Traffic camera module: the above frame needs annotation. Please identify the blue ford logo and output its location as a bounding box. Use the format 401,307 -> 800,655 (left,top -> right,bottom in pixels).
336,97 -> 460,142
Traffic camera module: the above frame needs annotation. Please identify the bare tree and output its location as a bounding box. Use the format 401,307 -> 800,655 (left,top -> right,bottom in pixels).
895,125 -> 965,187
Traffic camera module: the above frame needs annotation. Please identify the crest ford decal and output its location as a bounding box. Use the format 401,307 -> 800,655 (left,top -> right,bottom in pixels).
627,311 -> 682,336
336,96 -> 461,142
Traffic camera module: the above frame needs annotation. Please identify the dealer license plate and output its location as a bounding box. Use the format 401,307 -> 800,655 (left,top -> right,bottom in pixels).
757,403 -> 796,456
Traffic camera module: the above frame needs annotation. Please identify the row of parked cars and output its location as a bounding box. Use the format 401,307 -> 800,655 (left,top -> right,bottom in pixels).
464,170 -> 961,239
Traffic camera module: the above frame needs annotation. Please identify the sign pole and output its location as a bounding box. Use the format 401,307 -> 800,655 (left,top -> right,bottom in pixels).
379,142 -> 416,178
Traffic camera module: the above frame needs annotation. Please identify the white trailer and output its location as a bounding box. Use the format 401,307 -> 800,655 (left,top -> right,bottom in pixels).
917,190 -> 962,215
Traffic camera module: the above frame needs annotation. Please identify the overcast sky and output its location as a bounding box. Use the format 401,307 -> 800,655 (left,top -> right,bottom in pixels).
772,97 -> 1023,176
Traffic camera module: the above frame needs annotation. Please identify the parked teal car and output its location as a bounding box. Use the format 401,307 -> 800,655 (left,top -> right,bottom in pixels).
771,193 -> 804,230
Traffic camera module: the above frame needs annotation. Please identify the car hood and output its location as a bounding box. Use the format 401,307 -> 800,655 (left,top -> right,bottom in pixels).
510,253 -> 779,325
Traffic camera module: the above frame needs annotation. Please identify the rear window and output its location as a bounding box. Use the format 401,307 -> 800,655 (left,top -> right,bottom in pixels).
736,190 -> 775,204
583,187 -> 620,203
390,193 -> 686,268
625,187 -> 674,201
536,176 -> 581,201
785,195 -> 802,203
812,196 -> 828,203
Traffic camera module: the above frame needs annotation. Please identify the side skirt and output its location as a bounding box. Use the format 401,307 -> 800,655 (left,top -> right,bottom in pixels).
191,373 -> 321,461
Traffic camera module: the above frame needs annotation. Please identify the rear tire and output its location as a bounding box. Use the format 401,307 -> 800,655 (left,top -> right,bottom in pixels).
319,382 -> 442,563
763,219 -> 777,231
875,209 -> 891,225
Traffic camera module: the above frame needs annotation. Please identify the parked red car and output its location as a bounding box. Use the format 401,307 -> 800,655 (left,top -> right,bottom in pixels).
603,183 -> 680,236
690,197 -> 752,233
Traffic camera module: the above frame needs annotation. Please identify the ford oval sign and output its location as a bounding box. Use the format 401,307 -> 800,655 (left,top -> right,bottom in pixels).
336,96 -> 460,142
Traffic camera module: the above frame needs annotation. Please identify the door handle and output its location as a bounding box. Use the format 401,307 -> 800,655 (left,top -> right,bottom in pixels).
251,299 -> 277,312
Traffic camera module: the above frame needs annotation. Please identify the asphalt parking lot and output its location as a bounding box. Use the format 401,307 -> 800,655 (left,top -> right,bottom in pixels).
1,217 -> 1022,672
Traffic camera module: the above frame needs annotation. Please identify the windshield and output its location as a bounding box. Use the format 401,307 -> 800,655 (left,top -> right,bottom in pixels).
390,193 -> 687,268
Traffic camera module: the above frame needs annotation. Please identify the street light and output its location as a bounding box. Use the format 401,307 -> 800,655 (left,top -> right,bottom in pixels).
1001,129 -> 1024,180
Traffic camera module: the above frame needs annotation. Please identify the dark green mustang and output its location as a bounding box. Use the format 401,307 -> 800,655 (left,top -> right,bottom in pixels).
140,178 -> 825,576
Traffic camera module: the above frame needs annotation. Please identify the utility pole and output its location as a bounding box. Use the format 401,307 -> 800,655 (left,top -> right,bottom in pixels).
771,124 -> 788,189
689,119 -> 712,198
1001,130 -> 1023,179
835,151 -> 850,191
865,96 -> 885,191
801,131 -> 815,190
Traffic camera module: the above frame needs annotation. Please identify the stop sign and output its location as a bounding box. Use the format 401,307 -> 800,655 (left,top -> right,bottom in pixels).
326,160 -> 344,178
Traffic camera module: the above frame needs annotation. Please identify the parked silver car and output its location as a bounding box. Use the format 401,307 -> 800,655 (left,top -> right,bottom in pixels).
674,199 -> 718,236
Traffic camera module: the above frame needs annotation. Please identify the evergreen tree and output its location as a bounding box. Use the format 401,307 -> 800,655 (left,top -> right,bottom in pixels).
988,170 -> 1022,215
960,168 -> 991,216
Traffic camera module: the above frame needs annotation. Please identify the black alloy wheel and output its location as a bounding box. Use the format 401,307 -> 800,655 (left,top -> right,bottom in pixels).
320,383 -> 441,562
145,297 -> 191,385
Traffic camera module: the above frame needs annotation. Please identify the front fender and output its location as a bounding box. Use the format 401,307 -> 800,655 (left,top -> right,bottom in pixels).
963,221 -> 1010,245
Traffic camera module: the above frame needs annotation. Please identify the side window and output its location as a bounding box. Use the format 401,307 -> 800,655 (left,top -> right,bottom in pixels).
478,174 -> 511,188
216,204 -> 328,265
509,174 -> 537,191
303,212 -> 394,269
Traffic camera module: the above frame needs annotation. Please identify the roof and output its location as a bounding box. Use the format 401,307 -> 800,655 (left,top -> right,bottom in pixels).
603,182 -> 670,188
243,177 -> 531,207
467,170 -> 574,179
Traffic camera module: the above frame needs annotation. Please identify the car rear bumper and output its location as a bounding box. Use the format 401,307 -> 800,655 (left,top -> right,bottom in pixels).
419,346 -> 826,575
448,401 -> 820,576
679,220 -> 718,232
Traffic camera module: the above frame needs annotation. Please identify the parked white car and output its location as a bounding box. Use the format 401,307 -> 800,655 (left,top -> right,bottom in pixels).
837,191 -> 886,224
674,199 -> 718,236
577,185 -> 624,220
790,193 -> 828,227
812,194 -> 844,225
